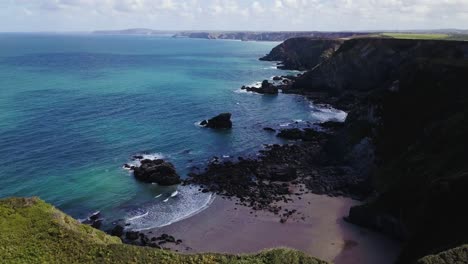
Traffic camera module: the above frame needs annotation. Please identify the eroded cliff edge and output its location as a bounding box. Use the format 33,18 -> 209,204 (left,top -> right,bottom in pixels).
262,37 -> 468,263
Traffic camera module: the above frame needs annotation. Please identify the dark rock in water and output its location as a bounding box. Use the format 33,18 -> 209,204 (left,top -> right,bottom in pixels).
277,128 -> 323,142
201,113 -> 232,129
133,159 -> 181,186
125,231 -> 139,241
319,121 -> 345,130
263,127 -> 276,132
277,128 -> 304,140
110,225 -> 124,237
273,76 -> 282,81
81,211 -> 103,230
89,211 -> 101,221
241,80 -> 279,95
133,155 -> 144,160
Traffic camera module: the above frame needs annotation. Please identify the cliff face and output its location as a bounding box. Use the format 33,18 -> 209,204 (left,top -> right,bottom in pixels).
293,38 -> 467,96
277,38 -> 468,263
259,38 -> 343,70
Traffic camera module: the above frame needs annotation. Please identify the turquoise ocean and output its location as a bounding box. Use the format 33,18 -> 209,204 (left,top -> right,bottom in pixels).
0,34 -> 345,230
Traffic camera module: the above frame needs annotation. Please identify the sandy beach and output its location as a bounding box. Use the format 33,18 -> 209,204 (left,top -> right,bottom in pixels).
142,189 -> 401,264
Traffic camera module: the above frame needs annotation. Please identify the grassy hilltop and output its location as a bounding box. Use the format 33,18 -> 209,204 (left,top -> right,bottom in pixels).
0,197 -> 326,264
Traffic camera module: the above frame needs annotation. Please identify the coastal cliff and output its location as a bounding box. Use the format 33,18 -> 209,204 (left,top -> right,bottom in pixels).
173,31 -> 368,42
272,37 -> 468,263
259,38 -> 343,70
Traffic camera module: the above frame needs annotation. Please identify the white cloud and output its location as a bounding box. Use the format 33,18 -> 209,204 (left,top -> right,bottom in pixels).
2,0 -> 468,31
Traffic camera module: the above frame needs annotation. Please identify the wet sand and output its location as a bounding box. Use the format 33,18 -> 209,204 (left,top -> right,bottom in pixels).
142,191 -> 401,264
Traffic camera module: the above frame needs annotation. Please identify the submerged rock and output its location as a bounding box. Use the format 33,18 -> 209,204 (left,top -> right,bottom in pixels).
201,113 -> 232,129
133,159 -> 181,186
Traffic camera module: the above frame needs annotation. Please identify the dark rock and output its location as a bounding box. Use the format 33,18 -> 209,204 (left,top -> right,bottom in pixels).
125,231 -> 139,241
263,127 -> 276,132
201,113 -> 232,129
267,165 -> 297,182
89,211 -> 101,221
241,81 -> 278,95
277,128 -> 324,142
277,128 -> 304,140
319,121 -> 345,130
133,159 -> 181,185
273,76 -> 282,81
91,219 -> 103,229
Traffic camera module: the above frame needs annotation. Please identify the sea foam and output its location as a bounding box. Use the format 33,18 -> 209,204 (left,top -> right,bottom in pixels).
124,185 -> 214,231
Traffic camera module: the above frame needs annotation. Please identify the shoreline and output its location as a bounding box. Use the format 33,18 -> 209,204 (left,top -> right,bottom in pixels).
116,44 -> 391,262
141,191 -> 400,264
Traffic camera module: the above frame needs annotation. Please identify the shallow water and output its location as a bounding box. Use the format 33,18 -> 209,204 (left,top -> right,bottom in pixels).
0,33 -> 345,230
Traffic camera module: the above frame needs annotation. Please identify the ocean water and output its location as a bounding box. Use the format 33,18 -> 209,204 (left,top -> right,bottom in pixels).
0,33 -> 345,230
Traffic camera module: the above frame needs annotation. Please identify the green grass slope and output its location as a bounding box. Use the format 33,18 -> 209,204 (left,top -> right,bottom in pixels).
0,197 -> 327,264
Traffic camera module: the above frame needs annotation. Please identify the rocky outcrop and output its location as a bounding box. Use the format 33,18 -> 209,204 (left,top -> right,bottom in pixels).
281,37 -> 468,263
291,39 -> 468,103
241,80 -> 279,94
277,128 -> 324,142
81,211 -> 103,229
132,159 -> 181,186
201,113 -> 233,129
260,38 -> 343,70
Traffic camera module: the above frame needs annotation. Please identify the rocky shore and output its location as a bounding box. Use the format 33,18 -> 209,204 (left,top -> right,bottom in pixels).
259,37 -> 468,263
85,36 -> 468,263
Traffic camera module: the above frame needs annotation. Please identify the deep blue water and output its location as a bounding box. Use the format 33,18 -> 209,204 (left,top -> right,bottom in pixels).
0,33 -> 345,230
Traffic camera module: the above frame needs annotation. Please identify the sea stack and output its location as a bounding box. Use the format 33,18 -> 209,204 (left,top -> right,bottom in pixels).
132,159 -> 181,186
201,113 -> 233,129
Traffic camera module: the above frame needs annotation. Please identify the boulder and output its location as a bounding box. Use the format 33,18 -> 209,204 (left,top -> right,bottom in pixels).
125,231 -> 139,241
201,113 -> 232,129
110,225 -> 124,237
263,127 -> 276,132
133,159 -> 181,185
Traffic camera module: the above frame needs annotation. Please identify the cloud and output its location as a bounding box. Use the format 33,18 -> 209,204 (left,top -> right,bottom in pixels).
2,0 -> 468,31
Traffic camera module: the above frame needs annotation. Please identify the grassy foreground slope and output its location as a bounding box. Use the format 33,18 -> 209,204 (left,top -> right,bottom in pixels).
0,197 -> 326,264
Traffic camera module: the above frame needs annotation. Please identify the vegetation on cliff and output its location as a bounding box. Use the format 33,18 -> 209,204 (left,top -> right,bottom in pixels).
0,197 -> 326,264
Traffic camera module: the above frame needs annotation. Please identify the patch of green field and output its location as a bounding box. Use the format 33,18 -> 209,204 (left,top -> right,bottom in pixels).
0,197 -> 327,264
381,33 -> 450,40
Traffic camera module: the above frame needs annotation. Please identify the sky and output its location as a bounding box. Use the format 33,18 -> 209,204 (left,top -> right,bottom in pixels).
1,0 -> 468,32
